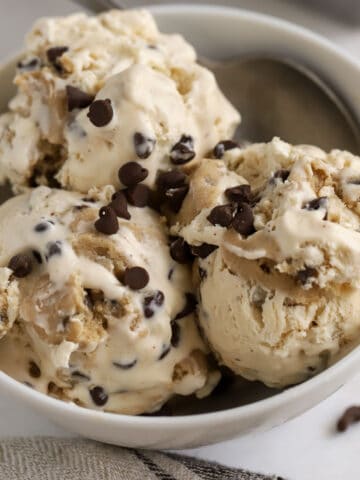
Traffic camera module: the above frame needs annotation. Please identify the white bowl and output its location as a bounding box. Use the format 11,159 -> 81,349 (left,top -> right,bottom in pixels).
1,4 -> 360,449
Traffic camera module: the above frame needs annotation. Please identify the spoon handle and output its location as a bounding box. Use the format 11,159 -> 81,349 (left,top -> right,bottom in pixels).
72,0 -> 123,12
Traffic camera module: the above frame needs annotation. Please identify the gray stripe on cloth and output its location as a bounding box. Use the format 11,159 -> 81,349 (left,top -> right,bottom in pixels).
142,450 -> 203,480
0,437 -> 278,480
168,452 -> 280,480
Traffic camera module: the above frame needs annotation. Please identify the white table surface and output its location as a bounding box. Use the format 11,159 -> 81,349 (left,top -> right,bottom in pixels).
1,1 -> 360,478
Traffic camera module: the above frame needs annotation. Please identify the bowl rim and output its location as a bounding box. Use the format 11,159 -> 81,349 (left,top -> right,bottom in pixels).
1,3 -> 360,428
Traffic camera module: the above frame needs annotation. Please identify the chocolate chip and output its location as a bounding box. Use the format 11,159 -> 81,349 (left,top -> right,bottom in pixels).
199,267 -> 207,280
32,250 -> 42,264
174,293 -> 197,320
158,344 -> 171,360
110,191 -> 131,220
8,254 -> 32,278
165,185 -> 189,213
348,179 -> 360,185
296,267 -> 317,285
123,266 -> 149,290
66,86 -> 95,112
273,169 -> 290,182
213,140 -> 238,159
47,241 -> 62,258
170,135 -> 195,165
232,203 -> 255,236
34,221 -> 51,233
133,132 -> 156,159
156,170 -> 187,190
168,267 -> 174,280
95,206 -> 119,235
87,99 -> 113,127
260,263 -> 271,274
225,185 -> 252,204
207,203 -> 236,227
191,243 -> 218,259
113,359 -> 137,370
170,237 -> 193,264
46,46 -> 68,69
171,321 -> 181,347
89,386 -> 108,406
71,371 -> 90,381
303,197 -> 328,212
29,361 -> 41,378
125,184 -> 150,207
143,290 -> 165,318
118,162 -> 148,187
17,57 -> 41,71
337,406 -> 360,432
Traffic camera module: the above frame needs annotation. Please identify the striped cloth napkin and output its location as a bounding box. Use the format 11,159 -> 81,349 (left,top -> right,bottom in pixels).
0,437 -> 282,479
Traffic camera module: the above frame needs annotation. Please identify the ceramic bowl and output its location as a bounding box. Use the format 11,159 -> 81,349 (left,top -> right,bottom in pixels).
0,4 -> 360,449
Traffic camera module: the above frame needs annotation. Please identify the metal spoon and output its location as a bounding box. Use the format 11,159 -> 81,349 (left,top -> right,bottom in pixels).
73,0 -> 360,153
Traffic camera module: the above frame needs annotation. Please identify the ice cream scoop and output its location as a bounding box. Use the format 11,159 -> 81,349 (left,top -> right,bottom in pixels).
0,186 -> 217,414
0,9 -> 239,192
173,137 -> 360,387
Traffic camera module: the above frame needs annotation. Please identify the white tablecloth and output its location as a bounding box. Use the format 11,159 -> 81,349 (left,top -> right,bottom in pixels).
1,1 -> 360,479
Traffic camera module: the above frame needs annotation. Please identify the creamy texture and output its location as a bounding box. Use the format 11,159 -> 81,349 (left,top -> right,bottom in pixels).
59,63 -> 239,192
0,187 -> 216,414
0,9 -> 239,191
175,138 -> 360,387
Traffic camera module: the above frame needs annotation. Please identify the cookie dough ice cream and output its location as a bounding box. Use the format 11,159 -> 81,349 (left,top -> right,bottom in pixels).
0,186 -> 216,414
173,137 -> 360,387
0,9 -> 239,191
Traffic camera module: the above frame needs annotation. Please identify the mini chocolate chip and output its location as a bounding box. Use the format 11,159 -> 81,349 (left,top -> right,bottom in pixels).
207,204 -> 236,227
66,86 -> 95,112
156,169 -> 187,190
133,132 -> 156,159
143,290 -> 165,318
168,268 -> 174,280
158,344 -> 171,360
191,243 -> 218,259
260,263 -> 271,274
171,321 -> 181,347
118,162 -> 148,186
89,386 -> 108,406
71,371 -> 90,381
113,359 -> 137,370
32,250 -> 42,264
95,206 -> 119,235
296,267 -> 317,285
46,46 -> 68,68
170,237 -> 193,264
337,406 -> 360,432
303,197 -> 328,212
47,241 -> 62,258
165,185 -> 189,213
170,135 -> 195,165
17,57 -> 41,71
125,184 -> 150,207
87,99 -> 113,127
174,293 -> 197,320
110,191 -> 131,219
225,185 -> 252,204
29,361 -> 41,378
8,254 -> 32,278
123,266 -> 149,290
232,202 -> 255,236
34,222 -> 51,232
213,140 -> 239,159
273,169 -> 290,182
199,267 -> 207,280
348,179 -> 360,185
